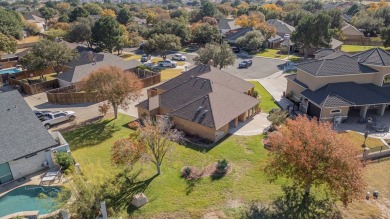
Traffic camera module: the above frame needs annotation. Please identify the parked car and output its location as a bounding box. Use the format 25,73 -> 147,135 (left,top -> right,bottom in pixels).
158,59 -> 177,68
239,60 -> 252,68
172,53 -> 186,61
33,110 -> 50,119
40,111 -> 76,129
140,54 -> 148,62
232,46 -> 240,53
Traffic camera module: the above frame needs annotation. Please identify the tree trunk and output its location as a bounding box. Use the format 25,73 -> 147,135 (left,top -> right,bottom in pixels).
113,105 -> 118,119
304,182 -> 311,195
156,163 -> 161,175
304,47 -> 308,60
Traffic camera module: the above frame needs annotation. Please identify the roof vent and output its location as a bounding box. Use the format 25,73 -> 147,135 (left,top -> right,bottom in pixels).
196,106 -> 204,112
201,110 -> 209,116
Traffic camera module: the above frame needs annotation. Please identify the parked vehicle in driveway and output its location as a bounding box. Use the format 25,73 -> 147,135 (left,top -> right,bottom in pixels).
40,111 -> 76,129
172,53 -> 186,61
140,54 -> 148,62
33,110 -> 50,119
232,46 -> 240,53
239,60 -> 252,68
158,59 -> 177,68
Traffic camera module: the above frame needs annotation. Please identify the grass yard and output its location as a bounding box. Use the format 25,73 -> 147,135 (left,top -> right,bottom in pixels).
339,131 -> 385,151
249,81 -> 279,113
119,53 -> 142,61
160,68 -> 183,81
17,36 -> 40,44
64,114 -> 287,218
341,45 -> 390,53
256,49 -> 301,61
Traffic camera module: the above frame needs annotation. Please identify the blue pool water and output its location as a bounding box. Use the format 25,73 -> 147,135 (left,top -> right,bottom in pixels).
0,185 -> 70,217
0,68 -> 22,75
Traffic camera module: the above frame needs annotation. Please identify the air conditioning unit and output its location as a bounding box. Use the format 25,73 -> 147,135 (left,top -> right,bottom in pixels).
41,161 -> 49,167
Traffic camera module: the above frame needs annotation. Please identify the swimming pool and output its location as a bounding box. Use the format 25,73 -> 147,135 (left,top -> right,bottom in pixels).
0,67 -> 22,75
0,185 -> 70,217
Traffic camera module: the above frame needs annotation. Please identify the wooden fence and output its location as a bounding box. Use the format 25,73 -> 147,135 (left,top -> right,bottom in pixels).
12,67 -> 55,80
0,61 -> 17,69
343,39 -> 383,47
132,69 -> 161,88
9,78 -> 59,95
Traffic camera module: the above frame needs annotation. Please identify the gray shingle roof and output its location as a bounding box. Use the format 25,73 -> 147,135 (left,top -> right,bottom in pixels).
341,24 -> 363,37
314,48 -> 336,59
285,74 -> 308,88
266,19 -> 295,35
57,51 -> 142,83
297,55 -> 378,76
138,65 -> 258,129
0,91 -> 58,164
224,27 -> 254,43
302,82 -> 390,107
352,48 -> 390,66
22,14 -> 45,22
218,18 -> 232,30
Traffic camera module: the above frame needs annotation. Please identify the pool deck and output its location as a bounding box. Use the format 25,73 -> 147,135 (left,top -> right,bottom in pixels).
0,169 -> 64,197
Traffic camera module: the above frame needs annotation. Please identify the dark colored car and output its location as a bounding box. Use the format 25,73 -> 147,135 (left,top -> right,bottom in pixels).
232,46 -> 240,53
141,54 -> 148,62
239,60 -> 252,68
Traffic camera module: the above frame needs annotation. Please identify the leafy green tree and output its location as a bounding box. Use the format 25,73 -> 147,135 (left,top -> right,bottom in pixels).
144,19 -> 191,44
25,23 -> 41,36
381,27 -> 390,47
323,9 -> 342,29
83,2 -> 103,15
283,9 -> 307,26
66,22 -> 92,47
144,34 -> 181,60
20,39 -> 78,74
302,0 -> 322,13
0,8 -> 24,39
117,8 -> 132,25
236,30 -> 264,52
69,6 -> 90,22
64,0 -> 80,7
0,33 -> 16,59
55,152 -> 74,170
38,7 -> 58,20
196,0 -> 217,21
372,7 -> 390,26
58,14 -> 69,22
170,8 -> 190,20
352,11 -> 384,33
193,42 -> 235,69
92,16 -> 124,53
192,23 -> 221,44
292,13 -> 333,59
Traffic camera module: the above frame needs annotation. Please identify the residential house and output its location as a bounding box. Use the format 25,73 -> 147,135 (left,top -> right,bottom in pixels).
136,65 -> 260,143
286,48 -> 390,122
56,51 -> 142,87
266,19 -> 295,50
0,91 -> 70,185
223,27 -> 254,45
218,18 -> 241,35
341,23 -> 364,41
22,14 -> 46,33
298,38 -> 344,57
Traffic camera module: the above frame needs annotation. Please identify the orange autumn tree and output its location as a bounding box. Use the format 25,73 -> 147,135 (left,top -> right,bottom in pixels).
83,66 -> 142,119
265,115 -> 365,206
235,12 -> 265,28
111,133 -> 145,171
262,3 -> 283,12
101,9 -> 116,17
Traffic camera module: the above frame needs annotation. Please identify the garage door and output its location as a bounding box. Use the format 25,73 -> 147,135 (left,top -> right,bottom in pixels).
307,102 -> 321,119
0,162 -> 13,184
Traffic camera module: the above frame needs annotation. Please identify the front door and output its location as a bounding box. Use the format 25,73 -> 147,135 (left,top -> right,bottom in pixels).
0,162 -> 13,184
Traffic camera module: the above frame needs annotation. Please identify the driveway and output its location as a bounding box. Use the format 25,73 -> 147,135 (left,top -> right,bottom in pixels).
224,56 -> 286,80
229,114 -> 271,136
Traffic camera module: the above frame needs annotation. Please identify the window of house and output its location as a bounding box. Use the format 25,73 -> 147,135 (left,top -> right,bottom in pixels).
330,109 -> 341,114
383,74 -> 390,86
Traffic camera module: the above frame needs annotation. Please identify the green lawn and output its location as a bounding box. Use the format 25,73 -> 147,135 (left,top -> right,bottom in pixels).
256,49 -> 301,61
341,45 -> 390,53
160,68 -> 183,81
249,81 -> 280,113
119,52 -> 142,61
64,114 -> 287,218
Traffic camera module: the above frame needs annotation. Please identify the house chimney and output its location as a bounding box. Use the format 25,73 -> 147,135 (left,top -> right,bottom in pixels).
87,51 -> 94,63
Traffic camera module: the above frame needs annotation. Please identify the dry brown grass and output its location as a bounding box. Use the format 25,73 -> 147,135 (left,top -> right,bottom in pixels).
161,69 -> 183,81
339,131 -> 385,150
17,36 -> 40,44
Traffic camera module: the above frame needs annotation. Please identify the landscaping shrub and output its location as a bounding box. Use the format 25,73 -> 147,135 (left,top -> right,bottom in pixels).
98,102 -> 110,117
252,90 -> 258,98
55,152 -> 74,170
216,159 -> 229,174
181,166 -> 191,178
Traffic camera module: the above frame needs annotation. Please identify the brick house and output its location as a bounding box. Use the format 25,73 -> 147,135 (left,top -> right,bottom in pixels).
136,65 -> 260,142
286,48 -> 390,122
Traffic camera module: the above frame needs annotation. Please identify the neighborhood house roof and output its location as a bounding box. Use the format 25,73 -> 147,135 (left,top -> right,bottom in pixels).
341,24 -> 364,36
352,48 -> 390,66
224,27 -> 254,43
313,48 -> 336,59
0,91 -> 58,164
297,54 -> 378,76
57,51 -> 142,83
22,14 -> 45,22
266,19 -> 295,35
330,38 -> 343,49
137,65 -> 258,129
302,82 -> 390,107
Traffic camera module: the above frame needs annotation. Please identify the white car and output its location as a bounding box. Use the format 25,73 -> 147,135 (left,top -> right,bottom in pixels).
158,59 -> 177,68
40,111 -> 76,129
172,53 -> 186,61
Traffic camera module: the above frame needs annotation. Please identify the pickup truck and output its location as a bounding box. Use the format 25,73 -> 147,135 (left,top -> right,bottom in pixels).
39,111 -> 76,129
157,59 -> 177,68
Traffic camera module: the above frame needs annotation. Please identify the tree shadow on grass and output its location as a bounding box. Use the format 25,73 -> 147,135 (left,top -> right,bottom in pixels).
210,172 -> 226,181
106,170 -> 158,214
242,186 -> 343,219
184,177 -> 202,195
65,119 -> 119,150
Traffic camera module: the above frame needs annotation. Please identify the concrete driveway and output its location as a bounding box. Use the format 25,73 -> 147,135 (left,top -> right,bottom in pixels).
229,113 -> 271,136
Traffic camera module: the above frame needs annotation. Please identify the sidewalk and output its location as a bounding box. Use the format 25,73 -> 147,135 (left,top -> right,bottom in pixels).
253,71 -> 294,110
